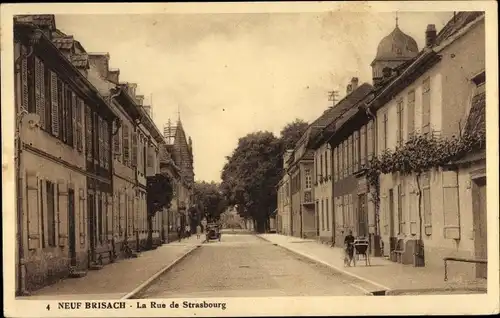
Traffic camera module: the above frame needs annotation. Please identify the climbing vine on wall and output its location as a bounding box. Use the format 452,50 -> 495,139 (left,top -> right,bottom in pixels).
365,128 -> 486,202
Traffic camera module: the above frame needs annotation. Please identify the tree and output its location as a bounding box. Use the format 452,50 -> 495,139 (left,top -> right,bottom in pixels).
146,173 -> 174,249
192,181 -> 227,223
220,131 -> 282,233
279,118 -> 309,152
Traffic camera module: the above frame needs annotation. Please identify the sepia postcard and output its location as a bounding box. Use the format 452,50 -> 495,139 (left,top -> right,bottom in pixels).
1,1 -> 499,317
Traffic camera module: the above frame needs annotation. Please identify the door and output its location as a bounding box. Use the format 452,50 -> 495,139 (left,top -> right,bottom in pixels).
88,192 -> 96,262
68,189 -> 77,266
472,177 -> 487,279
358,194 -> 368,237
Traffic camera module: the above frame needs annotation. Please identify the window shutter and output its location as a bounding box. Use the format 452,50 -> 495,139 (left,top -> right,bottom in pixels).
49,72 -> 59,136
407,91 -> 415,137
57,180 -> 68,247
113,128 -> 121,159
98,117 -> 104,166
132,131 -> 138,168
104,121 -> 109,169
123,126 -> 130,165
26,172 -> 41,250
72,92 -> 77,147
79,189 -> 86,245
396,103 -> 401,147
85,105 -> 93,160
21,56 -> 29,111
367,121 -> 373,159
34,57 -> 46,129
442,171 -> 460,239
76,98 -> 83,152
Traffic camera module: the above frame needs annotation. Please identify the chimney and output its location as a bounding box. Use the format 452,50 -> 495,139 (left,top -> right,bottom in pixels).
107,68 -> 120,84
425,24 -> 437,47
135,95 -> 144,106
346,84 -> 353,95
127,83 -> 137,98
88,53 -> 110,79
351,77 -> 359,91
142,105 -> 151,116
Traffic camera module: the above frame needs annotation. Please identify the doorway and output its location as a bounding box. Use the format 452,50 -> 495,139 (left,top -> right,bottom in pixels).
88,192 -> 96,263
358,194 -> 368,237
68,189 -> 76,266
472,176 -> 487,279
388,189 -> 396,253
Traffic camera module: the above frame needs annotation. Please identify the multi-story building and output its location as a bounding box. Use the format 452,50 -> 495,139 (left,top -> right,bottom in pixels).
136,99 -> 165,247
14,15 -> 119,293
163,119 -> 195,233
367,12 -> 485,280
310,79 -> 374,247
276,150 -> 292,235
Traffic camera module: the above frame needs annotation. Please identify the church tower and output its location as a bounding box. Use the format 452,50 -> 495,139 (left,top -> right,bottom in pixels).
371,16 -> 419,86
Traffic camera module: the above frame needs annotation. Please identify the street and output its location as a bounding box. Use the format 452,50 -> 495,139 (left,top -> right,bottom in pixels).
135,234 -> 370,298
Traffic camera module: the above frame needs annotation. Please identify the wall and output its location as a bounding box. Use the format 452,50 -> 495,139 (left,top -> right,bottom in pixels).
314,143 -> 333,243
440,19 -> 485,138
21,118 -> 88,291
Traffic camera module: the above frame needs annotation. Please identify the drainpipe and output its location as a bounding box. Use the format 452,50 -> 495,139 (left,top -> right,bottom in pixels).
14,44 -> 34,296
365,104 -> 380,255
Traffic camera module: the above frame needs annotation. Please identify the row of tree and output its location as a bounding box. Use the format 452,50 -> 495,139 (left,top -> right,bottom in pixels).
220,119 -> 309,233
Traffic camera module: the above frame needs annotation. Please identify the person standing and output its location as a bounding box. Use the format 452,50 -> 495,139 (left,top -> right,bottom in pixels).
196,225 -> 202,239
184,224 -> 190,238
344,230 -> 355,267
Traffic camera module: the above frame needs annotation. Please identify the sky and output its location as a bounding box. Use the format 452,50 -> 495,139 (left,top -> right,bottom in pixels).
55,11 -> 454,182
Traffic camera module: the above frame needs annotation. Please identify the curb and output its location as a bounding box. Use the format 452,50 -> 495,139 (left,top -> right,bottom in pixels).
121,244 -> 203,299
257,235 -> 391,293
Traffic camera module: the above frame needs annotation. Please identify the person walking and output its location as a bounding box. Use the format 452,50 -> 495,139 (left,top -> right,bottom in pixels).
344,230 -> 355,267
177,226 -> 182,242
196,225 -> 202,239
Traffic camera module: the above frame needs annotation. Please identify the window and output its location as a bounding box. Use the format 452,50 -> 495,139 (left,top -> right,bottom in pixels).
93,113 -> 99,162
103,120 -> 109,169
66,88 -> 74,147
321,200 -> 325,231
360,125 -> 367,166
98,117 -> 104,167
320,154 -> 323,180
342,195 -> 347,228
305,169 -> 312,189
315,154 -> 319,182
396,99 -> 404,147
123,125 -> 130,166
333,147 -> 338,182
85,105 -> 93,161
343,141 -> 347,178
382,113 -> 388,150
353,131 -> 360,171
46,181 -> 56,247
407,90 -> 416,137
34,56 -> 46,130
367,121 -> 374,159
422,78 -> 431,134
326,198 -> 330,231
325,150 -> 329,177
422,172 -> 432,235
40,180 -> 46,248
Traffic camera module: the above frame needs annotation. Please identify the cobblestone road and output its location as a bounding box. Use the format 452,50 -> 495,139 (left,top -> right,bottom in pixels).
136,234 -> 371,298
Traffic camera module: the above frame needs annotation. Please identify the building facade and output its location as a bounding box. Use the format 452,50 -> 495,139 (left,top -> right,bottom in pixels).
14,15 -> 118,293
369,12 -> 485,279
276,150 -> 292,235
312,80 -> 375,247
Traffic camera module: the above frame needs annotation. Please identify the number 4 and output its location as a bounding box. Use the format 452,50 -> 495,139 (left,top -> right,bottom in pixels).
46,304 -> 50,311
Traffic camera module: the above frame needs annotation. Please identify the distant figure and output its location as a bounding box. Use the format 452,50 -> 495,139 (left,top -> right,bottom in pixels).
196,225 -> 202,239
177,226 -> 182,242
185,224 -> 190,238
344,230 -> 355,267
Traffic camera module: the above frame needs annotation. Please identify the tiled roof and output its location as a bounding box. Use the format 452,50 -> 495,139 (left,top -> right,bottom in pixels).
306,82 -> 373,148
464,91 -> 485,136
52,36 -> 74,50
71,53 -> 89,68
435,11 -> 484,45
14,15 -> 56,29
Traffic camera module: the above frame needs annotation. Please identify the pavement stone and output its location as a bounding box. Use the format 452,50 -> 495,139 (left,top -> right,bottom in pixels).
258,234 -> 487,293
18,236 -> 204,300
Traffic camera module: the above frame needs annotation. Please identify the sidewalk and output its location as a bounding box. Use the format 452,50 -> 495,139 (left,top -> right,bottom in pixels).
18,236 -> 204,300
258,234 -> 487,294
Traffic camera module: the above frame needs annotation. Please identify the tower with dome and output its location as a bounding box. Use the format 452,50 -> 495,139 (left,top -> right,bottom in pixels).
371,18 -> 419,86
